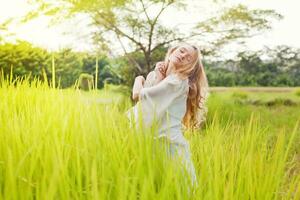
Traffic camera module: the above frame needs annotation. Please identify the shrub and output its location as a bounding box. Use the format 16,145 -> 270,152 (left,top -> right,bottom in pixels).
265,98 -> 297,107
78,73 -> 94,91
232,91 -> 249,100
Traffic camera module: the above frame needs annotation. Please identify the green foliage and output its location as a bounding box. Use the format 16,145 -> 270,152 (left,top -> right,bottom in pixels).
0,41 -> 120,89
52,49 -> 83,88
265,98 -> 298,107
78,73 -> 94,90
0,41 -> 50,80
205,67 -> 236,86
235,98 -> 298,107
205,45 -> 300,87
1,41 -> 299,88
231,91 -> 249,100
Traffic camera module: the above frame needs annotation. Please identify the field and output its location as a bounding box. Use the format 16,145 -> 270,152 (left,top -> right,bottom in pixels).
0,79 -> 299,199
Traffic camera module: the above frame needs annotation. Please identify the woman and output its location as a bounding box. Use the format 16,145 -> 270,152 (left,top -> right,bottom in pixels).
126,43 -> 209,188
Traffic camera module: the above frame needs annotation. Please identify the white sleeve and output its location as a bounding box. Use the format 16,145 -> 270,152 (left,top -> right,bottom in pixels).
143,71 -> 157,88
126,74 -> 185,129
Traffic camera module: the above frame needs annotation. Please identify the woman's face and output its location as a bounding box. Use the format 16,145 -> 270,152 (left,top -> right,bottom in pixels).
168,44 -> 197,67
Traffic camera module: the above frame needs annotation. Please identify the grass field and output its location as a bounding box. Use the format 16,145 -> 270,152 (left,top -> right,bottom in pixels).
0,79 -> 299,199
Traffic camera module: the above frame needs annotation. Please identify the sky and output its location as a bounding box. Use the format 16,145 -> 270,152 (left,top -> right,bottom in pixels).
0,0 -> 300,56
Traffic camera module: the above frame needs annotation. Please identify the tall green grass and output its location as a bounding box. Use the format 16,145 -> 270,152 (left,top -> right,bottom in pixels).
0,78 -> 299,199
295,89 -> 300,97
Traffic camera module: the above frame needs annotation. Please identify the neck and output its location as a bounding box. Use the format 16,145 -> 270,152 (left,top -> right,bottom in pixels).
166,62 -> 175,76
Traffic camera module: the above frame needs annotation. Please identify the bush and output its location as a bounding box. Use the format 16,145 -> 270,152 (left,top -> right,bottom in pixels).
78,73 -> 94,91
231,91 -> 249,100
265,98 -> 297,107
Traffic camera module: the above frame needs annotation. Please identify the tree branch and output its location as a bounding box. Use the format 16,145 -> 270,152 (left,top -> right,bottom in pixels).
145,1 -> 174,70
116,34 -> 143,73
139,0 -> 151,25
150,32 -> 205,53
94,11 -> 147,53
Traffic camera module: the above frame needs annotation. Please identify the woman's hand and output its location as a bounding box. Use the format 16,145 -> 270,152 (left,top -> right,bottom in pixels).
154,61 -> 167,79
135,75 -> 145,84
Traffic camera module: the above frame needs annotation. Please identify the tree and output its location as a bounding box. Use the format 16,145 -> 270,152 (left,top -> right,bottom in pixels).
261,46 -> 300,86
53,48 -> 83,88
0,41 -> 51,80
25,0 -> 282,79
81,54 -> 118,88
0,41 -> 119,88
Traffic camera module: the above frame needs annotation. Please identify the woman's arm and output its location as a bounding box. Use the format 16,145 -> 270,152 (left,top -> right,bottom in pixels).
132,61 -> 167,101
132,76 -> 145,101
126,72 -> 185,128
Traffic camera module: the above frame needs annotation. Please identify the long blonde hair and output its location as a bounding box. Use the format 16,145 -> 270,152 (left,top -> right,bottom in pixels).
164,44 -> 209,131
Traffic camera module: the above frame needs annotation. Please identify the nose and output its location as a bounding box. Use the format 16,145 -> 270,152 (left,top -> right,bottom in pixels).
180,52 -> 186,60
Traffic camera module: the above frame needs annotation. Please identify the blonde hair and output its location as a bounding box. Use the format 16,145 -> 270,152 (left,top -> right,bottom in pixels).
164,44 -> 209,131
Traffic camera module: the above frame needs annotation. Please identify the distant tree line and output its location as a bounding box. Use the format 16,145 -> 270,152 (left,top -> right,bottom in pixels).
0,41 -> 120,89
0,41 -> 299,89
205,46 -> 300,86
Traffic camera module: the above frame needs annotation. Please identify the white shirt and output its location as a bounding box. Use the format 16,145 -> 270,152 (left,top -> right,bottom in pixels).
126,73 -> 189,145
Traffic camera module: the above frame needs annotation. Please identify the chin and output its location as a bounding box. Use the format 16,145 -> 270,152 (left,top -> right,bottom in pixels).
169,59 -> 179,66
172,61 -> 180,67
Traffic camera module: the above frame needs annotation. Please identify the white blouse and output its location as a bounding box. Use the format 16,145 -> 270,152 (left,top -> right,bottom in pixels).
126,72 -> 189,145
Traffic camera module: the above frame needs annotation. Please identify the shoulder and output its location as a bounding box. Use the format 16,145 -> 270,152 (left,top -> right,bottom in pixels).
144,71 -> 156,88
146,71 -> 156,79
